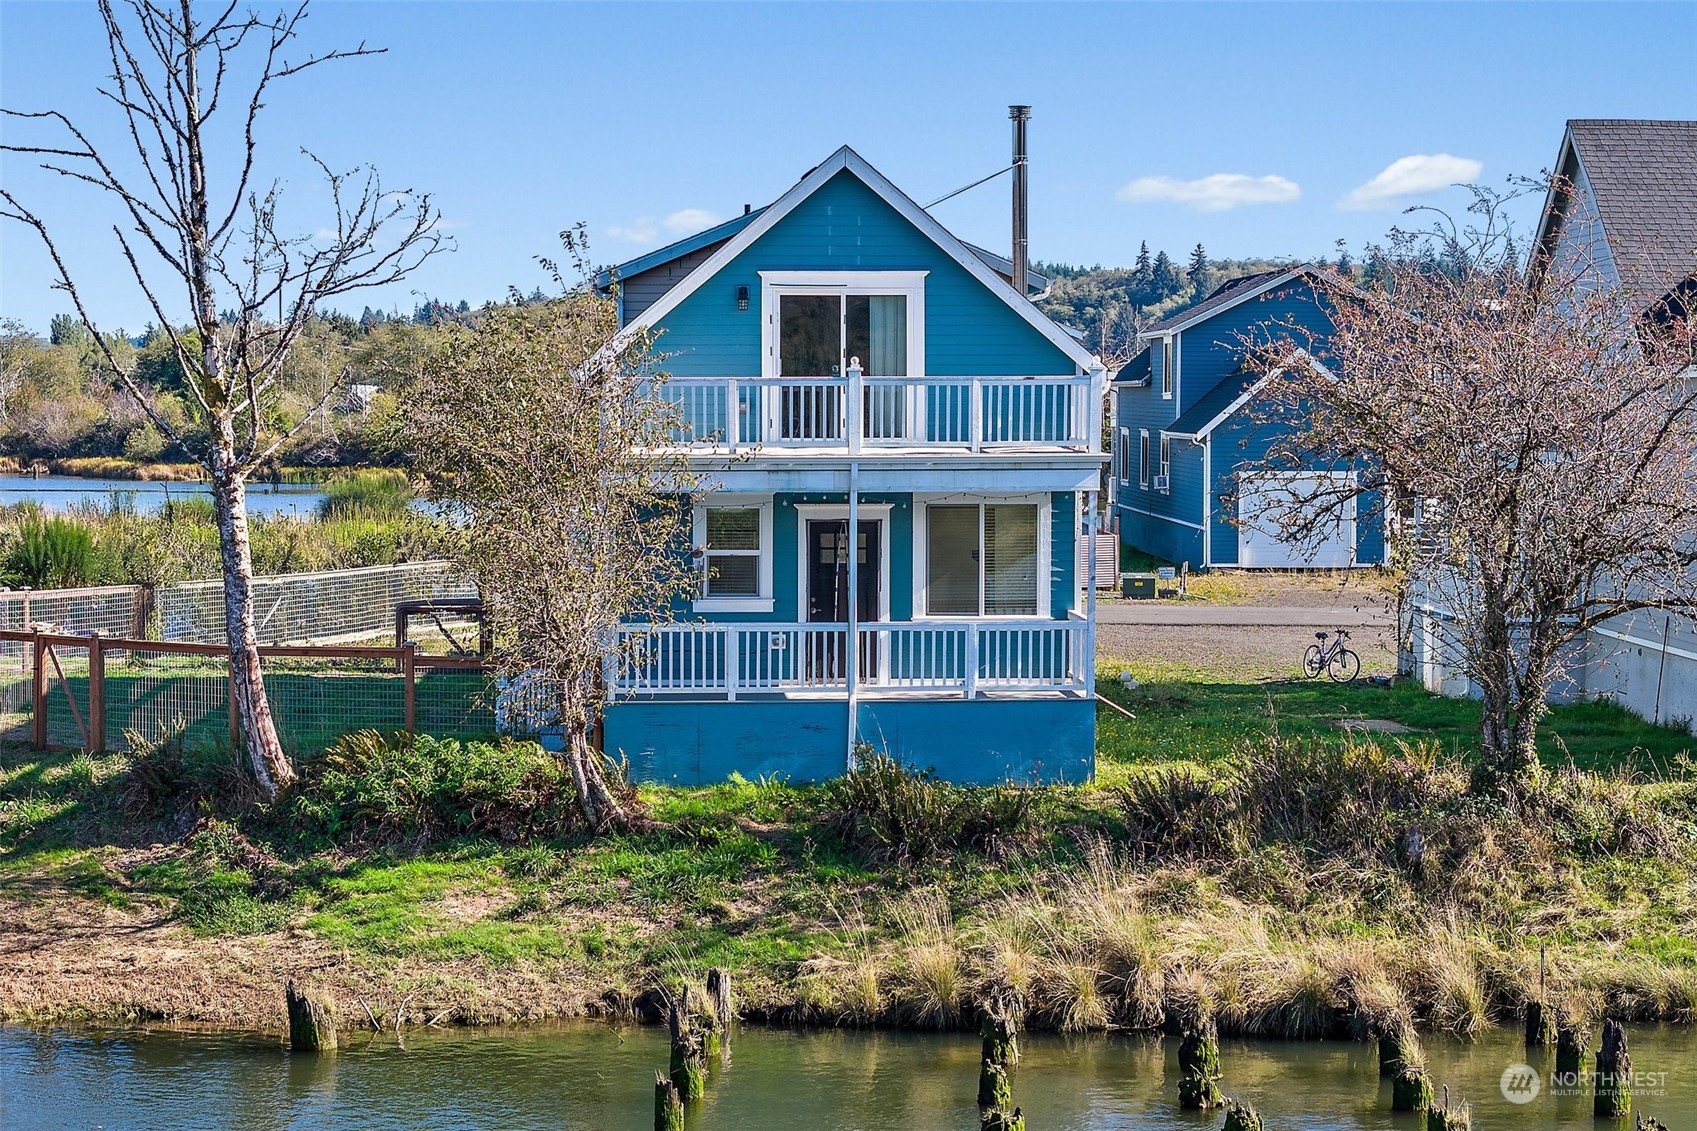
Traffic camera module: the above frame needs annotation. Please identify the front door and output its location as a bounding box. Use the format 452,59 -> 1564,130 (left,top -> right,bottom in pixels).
805,519 -> 881,683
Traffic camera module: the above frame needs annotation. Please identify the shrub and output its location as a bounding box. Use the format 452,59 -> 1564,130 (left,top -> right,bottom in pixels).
4,514 -> 97,588
1118,765 -> 1240,858
307,729 -> 577,845
825,750 -> 1038,863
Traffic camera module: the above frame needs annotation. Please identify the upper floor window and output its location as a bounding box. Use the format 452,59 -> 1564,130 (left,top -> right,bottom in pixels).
1139,429 -> 1150,489
1161,336 -> 1174,399
762,272 -> 926,380
1117,427 -> 1131,484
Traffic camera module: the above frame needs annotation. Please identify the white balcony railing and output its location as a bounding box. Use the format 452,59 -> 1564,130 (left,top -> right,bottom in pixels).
653,370 -> 1096,453
608,616 -> 1091,701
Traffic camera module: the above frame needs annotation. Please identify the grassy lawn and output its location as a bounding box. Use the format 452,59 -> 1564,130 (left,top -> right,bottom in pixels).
1,665 -> 1693,1032
1095,663 -> 1695,778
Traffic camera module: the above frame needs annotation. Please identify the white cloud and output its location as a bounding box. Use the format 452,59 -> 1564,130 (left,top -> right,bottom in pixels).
663,208 -> 721,234
606,207 -> 721,245
1116,173 -> 1301,212
1339,154 -> 1483,210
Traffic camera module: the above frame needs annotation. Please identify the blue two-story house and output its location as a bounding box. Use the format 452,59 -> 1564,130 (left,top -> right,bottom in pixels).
1111,267 -> 1385,571
594,146 -> 1108,786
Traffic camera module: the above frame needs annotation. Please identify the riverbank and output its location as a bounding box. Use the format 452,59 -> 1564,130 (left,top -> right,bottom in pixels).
2,670 -> 1694,1038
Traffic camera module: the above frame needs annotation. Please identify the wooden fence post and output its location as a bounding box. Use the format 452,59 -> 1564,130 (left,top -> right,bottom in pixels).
31,629 -> 46,749
87,634 -> 105,754
402,642 -> 417,732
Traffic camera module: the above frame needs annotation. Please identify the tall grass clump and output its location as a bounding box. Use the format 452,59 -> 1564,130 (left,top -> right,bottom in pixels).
825,749 -> 1038,862
315,468 -> 413,520
3,512 -> 97,588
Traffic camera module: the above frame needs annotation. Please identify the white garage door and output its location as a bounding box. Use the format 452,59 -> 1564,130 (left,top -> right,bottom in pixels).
1237,472 -> 1357,569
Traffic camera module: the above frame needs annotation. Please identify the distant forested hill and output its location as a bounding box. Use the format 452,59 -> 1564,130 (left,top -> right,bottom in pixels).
1036,244 -> 1300,364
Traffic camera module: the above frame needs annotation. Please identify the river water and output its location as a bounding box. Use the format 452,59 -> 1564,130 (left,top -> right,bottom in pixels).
0,475 -> 327,517
1,1021 -> 1691,1129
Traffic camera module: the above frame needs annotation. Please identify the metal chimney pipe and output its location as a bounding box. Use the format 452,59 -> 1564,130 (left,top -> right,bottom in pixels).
1009,105 -> 1031,298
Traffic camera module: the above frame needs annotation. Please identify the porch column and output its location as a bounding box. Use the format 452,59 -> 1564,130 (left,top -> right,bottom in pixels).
1086,489 -> 1098,692
846,460 -> 860,770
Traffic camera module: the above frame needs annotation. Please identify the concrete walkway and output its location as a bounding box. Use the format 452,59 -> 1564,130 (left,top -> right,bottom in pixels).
1096,602 -> 1389,627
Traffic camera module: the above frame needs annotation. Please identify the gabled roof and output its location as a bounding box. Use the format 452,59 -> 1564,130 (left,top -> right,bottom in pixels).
1141,266 -> 1315,337
1534,120 -> 1697,307
609,146 -> 1099,372
959,241 -> 1052,296
596,209 -> 768,290
1163,368 -> 1259,439
1162,350 -> 1333,440
1112,345 -> 1151,385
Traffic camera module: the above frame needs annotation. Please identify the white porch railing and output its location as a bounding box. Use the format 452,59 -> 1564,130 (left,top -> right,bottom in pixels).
653,371 -> 1096,453
609,616 -> 1091,700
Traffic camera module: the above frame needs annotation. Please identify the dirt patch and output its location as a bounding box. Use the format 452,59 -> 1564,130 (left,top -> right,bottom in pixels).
1175,569 -> 1397,610
1335,718 -> 1420,734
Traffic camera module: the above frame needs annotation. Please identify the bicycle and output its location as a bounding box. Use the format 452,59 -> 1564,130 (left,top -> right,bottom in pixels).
1303,629 -> 1360,682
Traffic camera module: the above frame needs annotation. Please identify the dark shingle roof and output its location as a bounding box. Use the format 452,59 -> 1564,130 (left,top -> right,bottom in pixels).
1567,119 -> 1697,304
1112,345 -> 1152,385
1164,367 -> 1260,438
1144,268 -> 1297,334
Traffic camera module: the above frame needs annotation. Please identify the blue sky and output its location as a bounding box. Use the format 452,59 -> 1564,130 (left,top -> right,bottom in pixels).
2,1 -> 1692,334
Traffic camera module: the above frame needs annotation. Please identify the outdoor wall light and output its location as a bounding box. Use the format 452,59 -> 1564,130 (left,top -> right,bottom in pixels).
736,285 -> 749,312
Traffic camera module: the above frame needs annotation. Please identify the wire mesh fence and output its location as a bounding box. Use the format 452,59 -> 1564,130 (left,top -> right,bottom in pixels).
156,561 -> 475,646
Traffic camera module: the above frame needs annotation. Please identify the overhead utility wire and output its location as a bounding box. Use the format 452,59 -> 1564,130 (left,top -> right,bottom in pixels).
924,164 -> 1013,210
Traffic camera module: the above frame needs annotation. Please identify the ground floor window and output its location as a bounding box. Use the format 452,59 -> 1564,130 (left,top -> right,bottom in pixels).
925,502 -> 1040,616
694,497 -> 773,611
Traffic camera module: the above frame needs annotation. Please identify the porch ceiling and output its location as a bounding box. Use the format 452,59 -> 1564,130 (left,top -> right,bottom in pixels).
686,455 -> 1107,493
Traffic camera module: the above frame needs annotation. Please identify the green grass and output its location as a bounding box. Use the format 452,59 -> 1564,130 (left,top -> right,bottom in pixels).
2,666 -> 1694,1028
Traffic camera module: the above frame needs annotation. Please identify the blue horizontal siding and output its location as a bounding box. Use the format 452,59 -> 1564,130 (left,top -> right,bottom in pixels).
654,170 -> 1078,379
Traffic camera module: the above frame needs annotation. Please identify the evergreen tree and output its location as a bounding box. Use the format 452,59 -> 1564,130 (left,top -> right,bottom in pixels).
1187,243 -> 1209,294
1134,241 -> 1152,282
49,313 -> 90,348
1333,239 -> 1354,276
1152,250 -> 1184,297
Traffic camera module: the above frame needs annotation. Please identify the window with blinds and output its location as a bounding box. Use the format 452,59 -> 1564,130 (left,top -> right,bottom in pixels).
925,503 -> 1040,616
704,507 -> 762,596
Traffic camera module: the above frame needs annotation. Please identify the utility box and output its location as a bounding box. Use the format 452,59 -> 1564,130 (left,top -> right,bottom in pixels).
1121,572 -> 1156,599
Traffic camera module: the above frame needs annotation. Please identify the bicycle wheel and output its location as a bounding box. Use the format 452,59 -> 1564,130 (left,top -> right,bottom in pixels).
1328,647 -> 1361,683
1302,644 -> 1325,679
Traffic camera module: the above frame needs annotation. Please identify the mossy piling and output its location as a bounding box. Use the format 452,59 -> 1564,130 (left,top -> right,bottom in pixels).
976,1001 -> 1023,1128
653,1072 -> 684,1131
1555,1012 -> 1590,1080
1595,1017 -> 1632,1118
667,990 -> 707,1101
1176,1015 -> 1223,1109
284,980 -> 336,1054
1222,1098 -> 1264,1131
1392,1066 -> 1434,1113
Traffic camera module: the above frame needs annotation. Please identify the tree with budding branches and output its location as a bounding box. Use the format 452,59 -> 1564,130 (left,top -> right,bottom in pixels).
1238,181 -> 1697,793
1,0 -> 446,797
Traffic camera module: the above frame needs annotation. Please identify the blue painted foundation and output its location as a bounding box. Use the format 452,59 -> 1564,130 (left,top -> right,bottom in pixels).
604,697 -> 1095,786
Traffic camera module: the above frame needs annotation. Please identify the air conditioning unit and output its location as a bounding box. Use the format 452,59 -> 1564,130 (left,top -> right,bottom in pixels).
1153,474 -> 1170,494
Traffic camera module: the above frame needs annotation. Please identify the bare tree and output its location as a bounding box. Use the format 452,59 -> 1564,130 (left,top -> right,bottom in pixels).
1,0 -> 444,796
405,248 -> 701,832
1239,183 -> 1697,791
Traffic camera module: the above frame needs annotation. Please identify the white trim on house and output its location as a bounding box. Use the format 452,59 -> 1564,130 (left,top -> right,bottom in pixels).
911,492 -> 1052,621
758,271 -> 928,379
692,494 -> 775,614
1201,437 -> 1213,566
793,502 -> 894,622
620,146 -> 1101,374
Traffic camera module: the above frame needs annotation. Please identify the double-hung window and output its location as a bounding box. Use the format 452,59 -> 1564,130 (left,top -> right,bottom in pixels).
694,499 -> 773,612
1159,434 -> 1171,485
1139,430 -> 1150,489
1161,336 -> 1174,399
1117,427 -> 1131,484
925,503 -> 1041,617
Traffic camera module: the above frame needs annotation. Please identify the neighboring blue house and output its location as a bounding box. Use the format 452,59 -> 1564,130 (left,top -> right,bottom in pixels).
1109,267 -> 1385,571
594,146 -> 1108,786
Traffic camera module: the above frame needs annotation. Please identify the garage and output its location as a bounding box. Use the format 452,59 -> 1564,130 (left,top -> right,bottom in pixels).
1236,472 -> 1357,568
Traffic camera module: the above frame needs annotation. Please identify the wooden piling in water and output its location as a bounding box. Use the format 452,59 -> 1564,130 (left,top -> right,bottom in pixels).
1377,1017 -> 1419,1078
980,1106 -> 1025,1131
1595,1018 -> 1632,1118
667,990 -> 707,1101
1524,999 -> 1556,1051
1222,1098 -> 1264,1131
1176,1015 -> 1223,1110
705,968 -> 732,1060
1555,1012 -> 1590,1080
654,1072 -> 684,1131
981,1001 -> 1019,1068
1391,1066 -> 1434,1113
284,980 -> 337,1054
978,1058 -> 1013,1110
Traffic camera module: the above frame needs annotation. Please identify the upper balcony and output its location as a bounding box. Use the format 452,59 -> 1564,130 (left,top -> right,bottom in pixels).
654,366 -> 1100,457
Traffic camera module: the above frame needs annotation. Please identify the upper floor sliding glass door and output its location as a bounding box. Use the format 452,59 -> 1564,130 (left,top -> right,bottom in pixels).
763,272 -> 926,444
